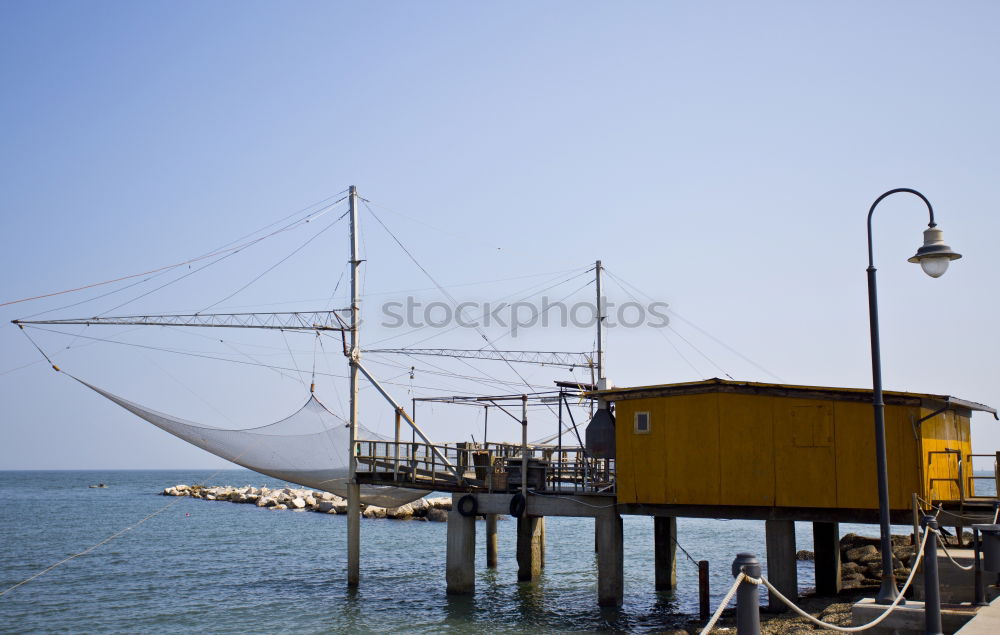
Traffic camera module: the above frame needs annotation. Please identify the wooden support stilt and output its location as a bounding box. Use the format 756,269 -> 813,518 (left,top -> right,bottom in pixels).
517,516 -> 544,582
486,513 -> 498,569
596,509 -> 624,607
347,482 -> 360,586
654,516 -> 678,590
813,521 -> 842,595
765,519 -> 797,611
446,504 -> 476,594
539,516 -> 546,569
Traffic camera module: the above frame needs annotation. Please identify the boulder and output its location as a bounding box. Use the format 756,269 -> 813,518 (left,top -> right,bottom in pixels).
845,545 -> 878,562
841,562 -> 863,576
272,504 -> 287,510
841,572 -> 865,588
362,506 -> 387,519
425,497 -> 453,511
386,504 -> 414,519
304,496 -> 316,507
290,497 -> 307,509
859,553 -> 882,566
795,550 -> 814,561
426,508 -> 449,522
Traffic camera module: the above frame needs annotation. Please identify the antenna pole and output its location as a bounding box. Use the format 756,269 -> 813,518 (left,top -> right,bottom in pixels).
347,185 -> 361,587
595,260 -> 605,384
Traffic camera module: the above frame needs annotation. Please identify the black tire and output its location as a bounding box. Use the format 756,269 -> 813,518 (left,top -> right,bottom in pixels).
457,494 -> 478,517
509,493 -> 526,518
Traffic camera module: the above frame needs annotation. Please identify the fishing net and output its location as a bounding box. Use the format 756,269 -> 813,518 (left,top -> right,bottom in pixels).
74,377 -> 425,508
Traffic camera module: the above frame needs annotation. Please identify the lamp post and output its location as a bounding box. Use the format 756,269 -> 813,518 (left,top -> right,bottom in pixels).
866,188 -> 962,604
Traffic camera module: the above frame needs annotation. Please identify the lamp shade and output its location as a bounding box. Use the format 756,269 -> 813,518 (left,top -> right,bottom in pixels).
908,226 -> 961,278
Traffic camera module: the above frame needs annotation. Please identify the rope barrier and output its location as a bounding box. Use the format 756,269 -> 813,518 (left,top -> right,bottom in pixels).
757,525 -> 930,633
934,530 -> 974,571
699,572 -> 746,634
916,494 -> 998,524
700,526 -> 932,633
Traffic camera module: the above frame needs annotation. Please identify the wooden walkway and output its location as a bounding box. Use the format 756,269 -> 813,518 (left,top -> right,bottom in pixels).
354,438 -> 615,495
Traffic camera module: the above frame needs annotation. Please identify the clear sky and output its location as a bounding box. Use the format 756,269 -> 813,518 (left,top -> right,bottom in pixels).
1,1 -> 998,470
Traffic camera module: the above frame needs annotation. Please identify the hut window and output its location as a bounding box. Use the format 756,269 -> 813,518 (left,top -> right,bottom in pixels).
634,411 -> 650,434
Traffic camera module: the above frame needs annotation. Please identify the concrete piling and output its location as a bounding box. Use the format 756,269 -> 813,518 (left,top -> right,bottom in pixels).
764,519 -> 797,612
654,516 -> 678,590
517,516 -> 545,582
813,521 -> 842,595
446,506 -> 476,595
596,509 -> 624,607
486,513 -> 498,569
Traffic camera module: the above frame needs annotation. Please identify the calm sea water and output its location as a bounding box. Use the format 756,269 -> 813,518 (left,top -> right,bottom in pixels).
0,470 -> 991,634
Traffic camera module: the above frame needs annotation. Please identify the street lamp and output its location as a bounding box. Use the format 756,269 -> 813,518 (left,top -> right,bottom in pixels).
866,187 -> 961,605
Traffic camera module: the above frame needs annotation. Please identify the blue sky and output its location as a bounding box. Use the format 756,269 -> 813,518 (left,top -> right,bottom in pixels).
1,2 -> 998,469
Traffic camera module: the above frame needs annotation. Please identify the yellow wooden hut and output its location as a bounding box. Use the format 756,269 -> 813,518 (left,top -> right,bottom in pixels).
594,379 -> 996,514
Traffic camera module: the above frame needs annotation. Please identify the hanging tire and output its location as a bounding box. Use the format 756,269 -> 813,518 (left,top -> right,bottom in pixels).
509,493 -> 526,518
457,494 -> 478,517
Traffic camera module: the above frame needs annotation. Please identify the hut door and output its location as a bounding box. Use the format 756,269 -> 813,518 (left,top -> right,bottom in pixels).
791,405 -> 833,447
776,402 -> 836,507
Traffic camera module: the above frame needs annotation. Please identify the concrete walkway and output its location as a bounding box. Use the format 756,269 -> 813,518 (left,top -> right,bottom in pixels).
956,596 -> 1000,634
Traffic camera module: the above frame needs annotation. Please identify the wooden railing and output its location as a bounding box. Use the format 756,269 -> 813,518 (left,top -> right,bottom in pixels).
966,451 -> 1000,498
928,448 -> 964,501
354,439 -> 615,495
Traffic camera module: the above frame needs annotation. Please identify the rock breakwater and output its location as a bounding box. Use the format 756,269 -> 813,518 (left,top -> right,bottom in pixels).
162,484 -> 453,521
839,532 -> 915,589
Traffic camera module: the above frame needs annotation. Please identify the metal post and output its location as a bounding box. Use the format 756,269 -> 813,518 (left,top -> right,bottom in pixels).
974,527 -> 987,606
393,408 -> 401,481
922,515 -> 943,635
521,395 -> 528,497
699,560 -> 710,621
865,188 -> 938,604
867,263 -> 899,604
347,185 -> 361,587
557,392 -> 563,486
912,492 -> 921,547
732,553 -> 761,635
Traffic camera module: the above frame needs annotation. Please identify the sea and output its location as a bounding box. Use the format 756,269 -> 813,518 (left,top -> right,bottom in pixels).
0,470 -> 994,634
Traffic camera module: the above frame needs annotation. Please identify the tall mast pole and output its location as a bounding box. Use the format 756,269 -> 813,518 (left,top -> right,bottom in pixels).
347,185 -> 361,587
595,259 -> 605,386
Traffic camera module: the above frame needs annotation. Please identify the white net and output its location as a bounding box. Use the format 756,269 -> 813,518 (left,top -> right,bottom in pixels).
74,377 -> 425,508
